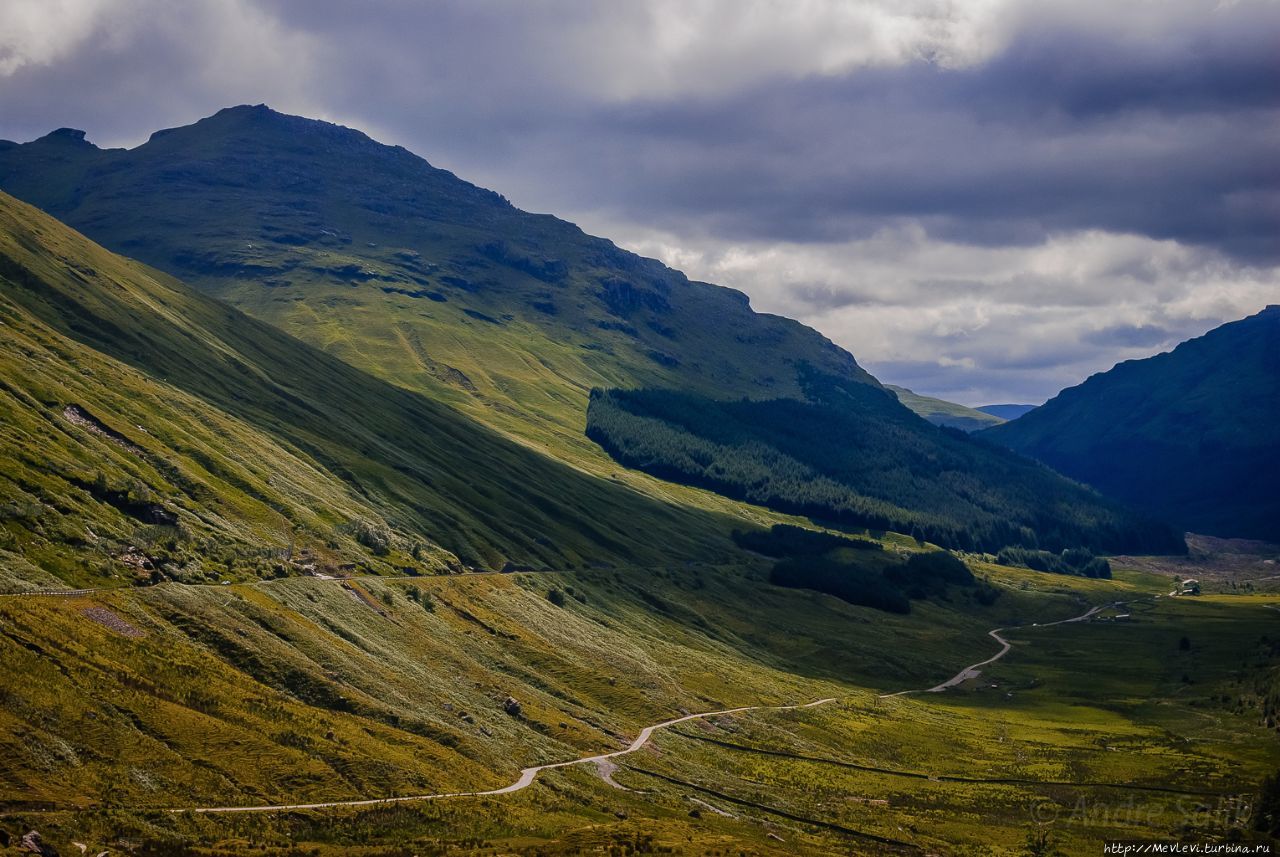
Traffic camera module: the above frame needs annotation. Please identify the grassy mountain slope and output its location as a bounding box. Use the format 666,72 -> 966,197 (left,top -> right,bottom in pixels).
0,107 -> 874,469
3,557 -> 1277,855
0,107 -> 1184,555
886,384 -> 1005,432
982,307 -> 1280,542
0,190 -> 746,582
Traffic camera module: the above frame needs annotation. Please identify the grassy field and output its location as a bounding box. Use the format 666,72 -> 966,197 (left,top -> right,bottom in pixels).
0,557 -> 1275,855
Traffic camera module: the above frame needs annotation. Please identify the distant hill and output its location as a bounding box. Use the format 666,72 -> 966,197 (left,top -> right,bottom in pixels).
982,308 -> 1280,542
887,385 -> 1005,432
977,403 -> 1037,420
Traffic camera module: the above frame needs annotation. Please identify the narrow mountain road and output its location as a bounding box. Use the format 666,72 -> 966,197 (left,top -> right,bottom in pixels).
175,598 -> 1121,814
175,698 -> 838,814
0,588 -> 103,598
0,568 -> 541,600
880,601 -> 1112,698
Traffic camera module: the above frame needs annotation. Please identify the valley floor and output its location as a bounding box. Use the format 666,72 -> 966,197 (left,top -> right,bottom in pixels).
1,550 -> 1278,855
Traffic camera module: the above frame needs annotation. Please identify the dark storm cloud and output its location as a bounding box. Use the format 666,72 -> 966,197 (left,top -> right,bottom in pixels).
3,0 -> 1275,263
547,25 -> 1280,262
0,0 -> 1276,403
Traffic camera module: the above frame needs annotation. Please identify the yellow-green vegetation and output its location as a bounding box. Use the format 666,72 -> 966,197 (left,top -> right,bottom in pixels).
0,107 -> 875,492
0,107 -> 1183,558
0,189 -> 758,583
0,563 -> 1276,854
0,115 -> 1276,856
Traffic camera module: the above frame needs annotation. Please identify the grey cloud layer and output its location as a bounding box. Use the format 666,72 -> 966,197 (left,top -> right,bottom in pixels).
0,0 -> 1276,403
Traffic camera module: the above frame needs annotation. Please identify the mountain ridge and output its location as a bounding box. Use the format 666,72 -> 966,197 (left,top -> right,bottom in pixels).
977,403 -> 1037,420
886,385 -> 1006,432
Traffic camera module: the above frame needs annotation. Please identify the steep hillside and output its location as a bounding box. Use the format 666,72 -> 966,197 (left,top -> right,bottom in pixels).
586,379 -> 1184,554
886,385 -> 1005,432
982,307 -> 1280,541
0,190 -> 741,583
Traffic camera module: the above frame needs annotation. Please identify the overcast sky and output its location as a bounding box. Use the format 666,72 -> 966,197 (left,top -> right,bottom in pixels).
2,0 -> 1277,405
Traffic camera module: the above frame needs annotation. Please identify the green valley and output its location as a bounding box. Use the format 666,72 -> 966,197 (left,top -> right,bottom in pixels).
0,105 -> 1273,857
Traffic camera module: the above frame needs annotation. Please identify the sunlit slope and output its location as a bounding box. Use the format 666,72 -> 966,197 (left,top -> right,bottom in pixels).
0,191 -> 743,583
886,385 -> 1005,432
0,107 -> 1190,557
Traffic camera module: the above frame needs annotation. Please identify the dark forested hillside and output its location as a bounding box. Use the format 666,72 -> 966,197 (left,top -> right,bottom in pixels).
982,307 -> 1280,542
586,370 -> 1185,555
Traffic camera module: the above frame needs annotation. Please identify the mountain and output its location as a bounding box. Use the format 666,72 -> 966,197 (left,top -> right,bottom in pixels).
0,189 -> 1176,854
977,403 -> 1037,420
0,118 -> 1269,857
0,106 -> 1180,555
0,189 -> 740,584
886,385 -> 1006,432
982,307 -> 1280,542
0,106 -> 875,461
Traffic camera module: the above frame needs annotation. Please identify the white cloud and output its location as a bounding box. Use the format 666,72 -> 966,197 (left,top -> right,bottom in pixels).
0,0 -> 112,76
592,218 -> 1280,404
567,0 -> 1016,99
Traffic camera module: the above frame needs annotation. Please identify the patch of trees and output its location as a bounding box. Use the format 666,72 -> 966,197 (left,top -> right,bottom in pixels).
995,546 -> 1112,579
754,523 -> 984,615
885,550 -> 974,597
771,557 -> 911,614
585,374 -> 1183,556
733,524 -> 882,557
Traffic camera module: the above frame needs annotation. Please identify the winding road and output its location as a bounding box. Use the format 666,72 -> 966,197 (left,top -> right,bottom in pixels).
169,599 -> 1118,814
176,699 -> 838,814
2,576 -> 1117,816
880,601 -> 1113,698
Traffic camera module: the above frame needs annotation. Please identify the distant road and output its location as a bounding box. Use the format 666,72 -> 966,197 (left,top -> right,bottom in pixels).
880,601 -> 1112,698
178,600 -> 1119,813
0,567 -> 548,599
